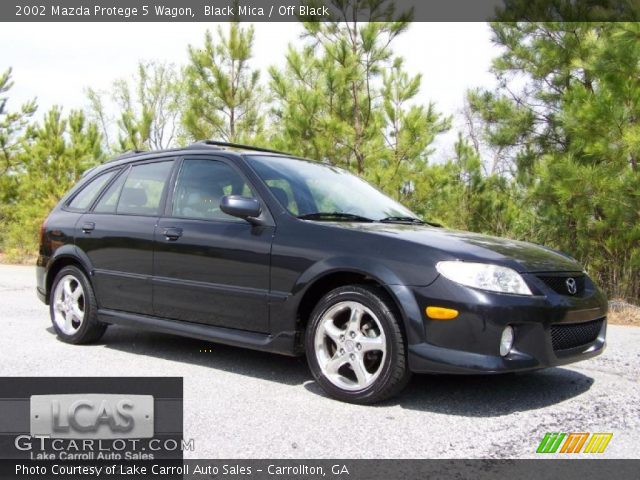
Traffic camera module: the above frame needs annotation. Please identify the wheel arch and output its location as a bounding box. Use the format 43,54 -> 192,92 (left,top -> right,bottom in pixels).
285,256 -> 427,348
45,247 -> 93,303
296,271 -> 388,329
292,258 -> 411,341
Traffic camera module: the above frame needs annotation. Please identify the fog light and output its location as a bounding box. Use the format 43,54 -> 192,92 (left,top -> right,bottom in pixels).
500,326 -> 514,357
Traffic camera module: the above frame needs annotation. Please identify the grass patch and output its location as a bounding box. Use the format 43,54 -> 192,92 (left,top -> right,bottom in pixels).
608,301 -> 640,326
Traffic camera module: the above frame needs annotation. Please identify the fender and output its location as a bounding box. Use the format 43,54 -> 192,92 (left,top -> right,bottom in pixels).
269,255 -> 427,347
43,245 -> 95,300
292,255 -> 407,295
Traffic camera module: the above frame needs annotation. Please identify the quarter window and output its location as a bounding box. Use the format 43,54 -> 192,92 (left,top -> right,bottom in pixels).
172,159 -> 254,221
67,170 -> 117,211
94,170 -> 127,214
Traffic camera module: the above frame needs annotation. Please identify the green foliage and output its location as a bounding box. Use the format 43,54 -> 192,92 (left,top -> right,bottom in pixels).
270,0 -> 448,190
87,61 -> 183,153
1,19 -> 638,304
2,105 -> 103,261
183,23 -> 264,143
406,135 -> 521,236
0,68 -> 37,219
373,57 -> 450,203
468,22 -> 640,301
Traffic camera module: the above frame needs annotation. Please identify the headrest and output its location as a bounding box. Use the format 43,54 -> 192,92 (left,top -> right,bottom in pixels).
120,187 -> 147,207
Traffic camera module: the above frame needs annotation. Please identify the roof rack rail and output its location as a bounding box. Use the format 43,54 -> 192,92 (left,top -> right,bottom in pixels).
107,149 -> 146,162
187,140 -> 291,156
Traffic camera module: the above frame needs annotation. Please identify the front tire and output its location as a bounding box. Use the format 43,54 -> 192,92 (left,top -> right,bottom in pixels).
50,266 -> 107,344
305,285 -> 411,404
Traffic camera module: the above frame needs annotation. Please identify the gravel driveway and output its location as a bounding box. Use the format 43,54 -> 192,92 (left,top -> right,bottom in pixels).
1,264 -> 638,458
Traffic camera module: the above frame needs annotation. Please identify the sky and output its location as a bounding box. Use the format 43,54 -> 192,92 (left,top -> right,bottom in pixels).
0,22 -> 497,160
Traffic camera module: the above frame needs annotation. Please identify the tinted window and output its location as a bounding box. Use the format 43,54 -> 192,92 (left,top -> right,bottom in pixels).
172,159 -> 253,221
94,169 -> 127,214
116,161 -> 173,215
67,170 -> 117,211
264,179 -> 298,215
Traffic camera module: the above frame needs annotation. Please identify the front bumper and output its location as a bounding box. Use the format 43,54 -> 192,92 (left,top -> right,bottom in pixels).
401,273 -> 607,374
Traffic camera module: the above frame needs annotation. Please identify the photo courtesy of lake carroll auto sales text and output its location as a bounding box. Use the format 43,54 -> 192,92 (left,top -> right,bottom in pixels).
15,462 -> 350,476
0,1 -> 639,479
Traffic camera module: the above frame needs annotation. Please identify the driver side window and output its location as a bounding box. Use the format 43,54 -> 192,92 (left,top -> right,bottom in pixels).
172,159 -> 254,221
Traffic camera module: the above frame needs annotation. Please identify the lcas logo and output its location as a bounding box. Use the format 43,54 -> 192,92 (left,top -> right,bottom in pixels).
30,394 -> 154,439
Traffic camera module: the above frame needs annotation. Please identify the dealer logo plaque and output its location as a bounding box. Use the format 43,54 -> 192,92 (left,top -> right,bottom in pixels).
30,394 -> 154,439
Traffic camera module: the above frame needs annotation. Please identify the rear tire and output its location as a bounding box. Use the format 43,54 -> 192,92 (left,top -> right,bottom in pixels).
305,285 -> 411,404
49,266 -> 107,344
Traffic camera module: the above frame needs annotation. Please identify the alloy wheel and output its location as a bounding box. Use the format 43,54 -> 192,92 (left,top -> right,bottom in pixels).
52,274 -> 86,335
314,300 -> 386,391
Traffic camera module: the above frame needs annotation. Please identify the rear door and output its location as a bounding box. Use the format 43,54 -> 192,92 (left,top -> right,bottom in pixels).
76,159 -> 175,315
152,156 -> 273,332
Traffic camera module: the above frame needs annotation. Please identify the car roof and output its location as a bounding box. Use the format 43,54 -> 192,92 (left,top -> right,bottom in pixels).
106,140 -> 292,165
83,141 -> 308,179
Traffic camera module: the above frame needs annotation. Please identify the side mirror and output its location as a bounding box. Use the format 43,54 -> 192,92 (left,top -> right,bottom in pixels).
220,195 -> 262,224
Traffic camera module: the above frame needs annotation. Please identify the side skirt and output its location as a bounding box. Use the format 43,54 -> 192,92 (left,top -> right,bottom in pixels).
97,309 -> 298,356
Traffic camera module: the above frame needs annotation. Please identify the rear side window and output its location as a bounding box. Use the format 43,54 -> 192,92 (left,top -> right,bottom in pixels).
67,170 -> 117,211
117,161 -> 174,216
93,161 -> 174,215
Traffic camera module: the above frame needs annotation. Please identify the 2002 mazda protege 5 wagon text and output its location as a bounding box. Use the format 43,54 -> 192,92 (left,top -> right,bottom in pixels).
36,140 -> 608,403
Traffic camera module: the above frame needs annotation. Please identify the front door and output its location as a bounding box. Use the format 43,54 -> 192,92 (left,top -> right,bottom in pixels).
152,157 -> 273,332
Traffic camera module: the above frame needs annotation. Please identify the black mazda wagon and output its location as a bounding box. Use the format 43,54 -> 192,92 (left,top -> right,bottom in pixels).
37,140 -> 607,403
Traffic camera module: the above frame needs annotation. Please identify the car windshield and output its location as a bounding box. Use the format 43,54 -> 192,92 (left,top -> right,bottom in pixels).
246,155 -> 421,222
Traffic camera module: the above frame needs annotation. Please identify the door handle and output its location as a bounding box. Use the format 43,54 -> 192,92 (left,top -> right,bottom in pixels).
163,227 -> 183,241
81,222 -> 95,233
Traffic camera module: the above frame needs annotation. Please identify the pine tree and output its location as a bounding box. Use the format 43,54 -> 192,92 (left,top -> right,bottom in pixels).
269,0 -> 449,223
183,23 -> 264,143
271,1 -> 412,173
0,68 -> 37,209
374,57 -> 450,202
467,22 -> 640,302
87,61 -> 183,152
4,107 -> 104,260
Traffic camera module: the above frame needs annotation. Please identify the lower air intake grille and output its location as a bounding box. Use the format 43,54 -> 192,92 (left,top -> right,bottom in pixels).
550,318 -> 604,351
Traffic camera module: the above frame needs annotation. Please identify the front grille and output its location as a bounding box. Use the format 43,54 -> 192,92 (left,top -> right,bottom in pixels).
550,318 -> 604,351
537,274 -> 586,296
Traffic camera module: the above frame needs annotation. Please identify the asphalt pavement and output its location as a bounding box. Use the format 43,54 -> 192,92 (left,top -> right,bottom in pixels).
1,264 -> 638,458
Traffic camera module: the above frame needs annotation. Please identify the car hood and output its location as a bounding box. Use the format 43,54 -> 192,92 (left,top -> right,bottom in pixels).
335,222 -> 583,273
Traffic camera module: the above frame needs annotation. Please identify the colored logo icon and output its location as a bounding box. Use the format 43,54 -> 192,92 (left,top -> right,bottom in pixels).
536,432 -> 613,454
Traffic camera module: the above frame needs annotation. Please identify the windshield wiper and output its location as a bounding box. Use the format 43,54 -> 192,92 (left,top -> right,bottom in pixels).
379,216 -> 442,227
297,212 -> 375,222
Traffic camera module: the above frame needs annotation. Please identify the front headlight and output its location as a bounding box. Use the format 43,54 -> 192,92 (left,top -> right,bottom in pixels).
436,261 -> 532,295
